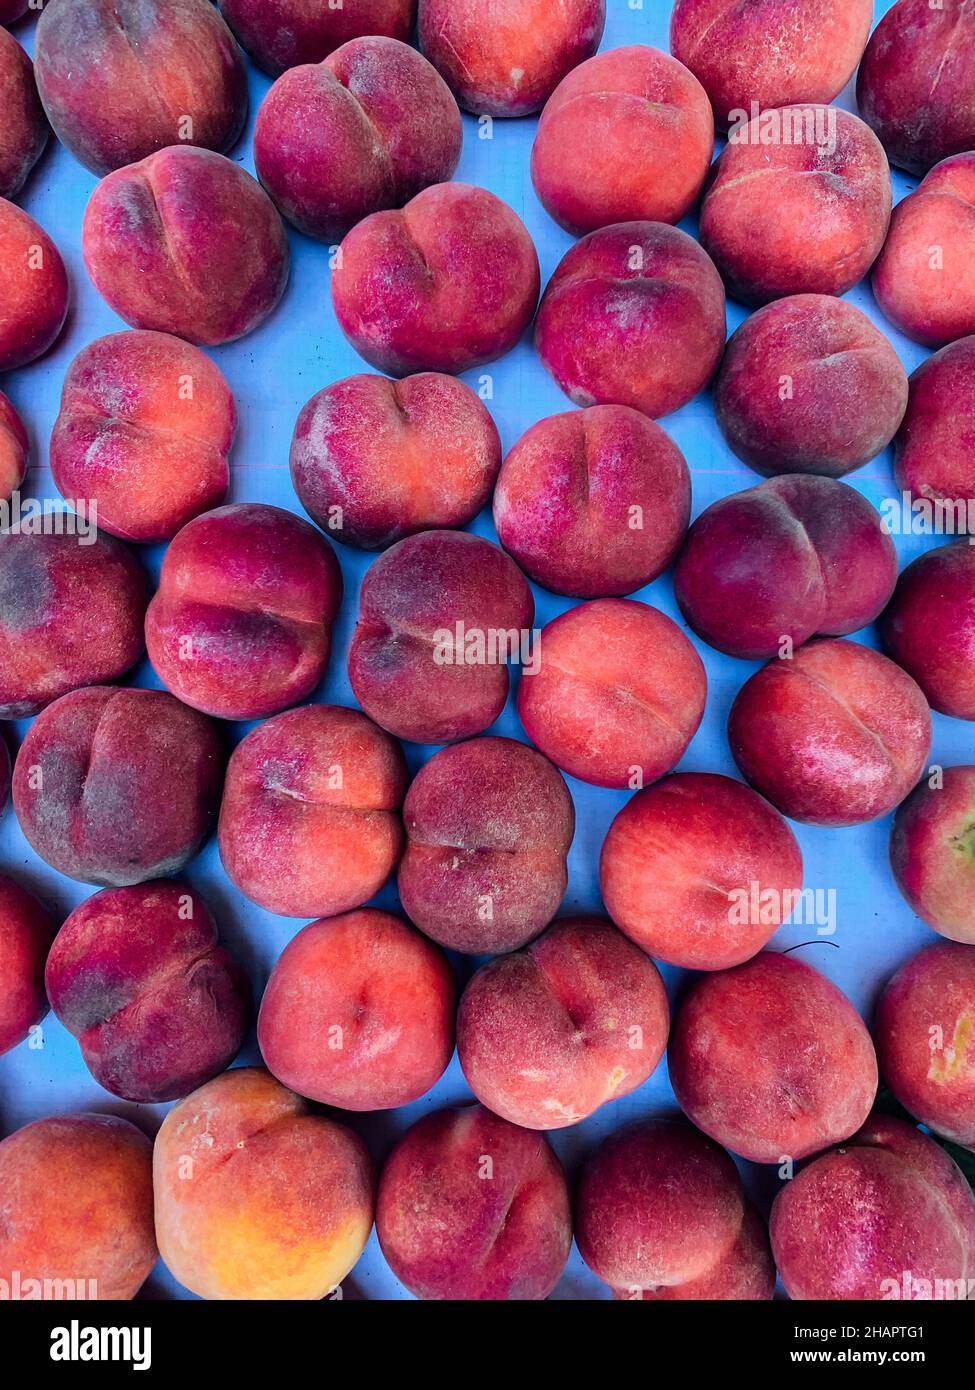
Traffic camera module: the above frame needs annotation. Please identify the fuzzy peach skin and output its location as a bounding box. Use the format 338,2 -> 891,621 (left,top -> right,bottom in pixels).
674,475 -> 899,661
876,943 -> 975,1150
615,1202 -> 775,1301
220,0 -> 416,75
154,1067 -> 374,1300
0,28 -> 48,199
332,182 -> 540,376
0,198 -> 68,371
13,686 -> 224,886
82,146 -> 289,346
418,0 -> 604,118
891,767 -> 975,945
255,37 -> 461,242
348,530 -> 533,745
0,874 -> 54,1058
880,540 -> 975,721
50,331 -> 235,543
457,916 -> 669,1130
895,339 -> 975,504
493,406 -> 690,599
671,0 -> 872,130
259,909 -> 455,1110
517,598 -> 707,790
290,372 -> 501,550
857,0 -> 975,177
219,704 -> 407,919
728,639 -> 932,826
600,772 -> 803,972
34,0 -> 247,177
146,502 -> 342,721
873,154 -> 975,348
535,222 -> 726,419
0,389 -> 27,502
398,736 -> 574,955
531,46 -> 712,235
670,953 -> 879,1164
771,1113 -> 975,1299
0,529 -> 147,719
46,881 -> 249,1103
575,1118 -> 745,1292
376,1103 -> 572,1300
699,107 -> 891,305
0,1113 -> 156,1300
715,295 -> 909,479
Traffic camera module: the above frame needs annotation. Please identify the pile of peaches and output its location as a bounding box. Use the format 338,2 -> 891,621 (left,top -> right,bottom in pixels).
0,0 -> 974,1303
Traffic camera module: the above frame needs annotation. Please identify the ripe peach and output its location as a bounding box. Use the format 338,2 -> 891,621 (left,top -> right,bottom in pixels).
615,1202 -> 775,1301
880,540 -> 975,721
0,27 -> 47,199
895,338 -> 975,505
492,405 -> 691,598
728,639 -> 932,826
0,874 -> 54,1058
891,766 -> 975,946
0,197 -> 68,370
221,0 -> 416,75
517,598 -> 707,789
0,389 -> 28,502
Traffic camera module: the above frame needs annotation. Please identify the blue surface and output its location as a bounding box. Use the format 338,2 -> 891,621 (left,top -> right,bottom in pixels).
0,1 -> 955,1300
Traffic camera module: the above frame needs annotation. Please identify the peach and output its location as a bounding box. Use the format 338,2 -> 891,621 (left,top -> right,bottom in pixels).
728,639 -> 932,826
535,221 -> 726,419
600,772 -> 803,971
876,943 -> 975,1150
219,704 -> 407,919
671,0 -> 872,130
615,1202 -> 775,1302
891,767 -> 975,946
530,45 -> 712,235
0,27 -> 47,199
0,2 -> 28,23
154,1068 -> 374,1300
771,1112 -> 975,1299
699,107 -> 891,305
221,0 -> 416,75
255,37 -> 461,242
0,198 -> 68,370
145,502 -> 343,721
50,330 -> 236,543
895,338 -> 975,504
880,540 -> 975,721
332,182 -> 539,376
0,528 -> 148,719
376,1103 -> 571,1300
13,686 -> 223,886
457,915 -> 669,1129
398,736 -> 574,955
0,1113 -> 156,1301
348,530 -> 533,745
258,908 -> 455,1110
493,405 -> 691,598
714,295 -> 909,478
669,953 -> 878,1164
0,389 -> 28,502
418,0 -> 604,117
575,1118 -> 746,1293
857,0 -> 975,176
46,881 -> 249,1103
0,874 -> 54,1058
34,0 -> 246,176
674,475 -> 899,660
517,598 -> 707,790
290,372 -> 500,550
83,146 -> 289,346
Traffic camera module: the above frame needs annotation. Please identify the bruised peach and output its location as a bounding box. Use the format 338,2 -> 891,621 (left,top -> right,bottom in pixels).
891,766 -> 975,946
880,540 -> 975,722
221,0 -> 416,75
0,198 -> 68,371
0,27 -> 47,199
0,389 -> 28,502
615,1202 -> 775,1302
0,874 -> 54,1057
895,338 -> 975,505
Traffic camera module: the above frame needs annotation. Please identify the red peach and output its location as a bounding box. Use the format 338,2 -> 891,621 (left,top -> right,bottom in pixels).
531,45 -> 713,235
290,372 -> 500,550
221,0 -> 416,76
895,338 -> 975,505
0,27 -> 48,199
600,772 -> 804,971
0,389 -> 28,502
891,766 -> 975,945
0,197 -> 68,370
880,540 -> 975,721
517,598 -> 707,790
492,405 -> 691,598
615,1202 -> 775,1302
376,1103 -> 572,1300
258,908 -> 455,1111
728,639 -> 932,826
535,221 -> 726,419
0,874 -> 54,1058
